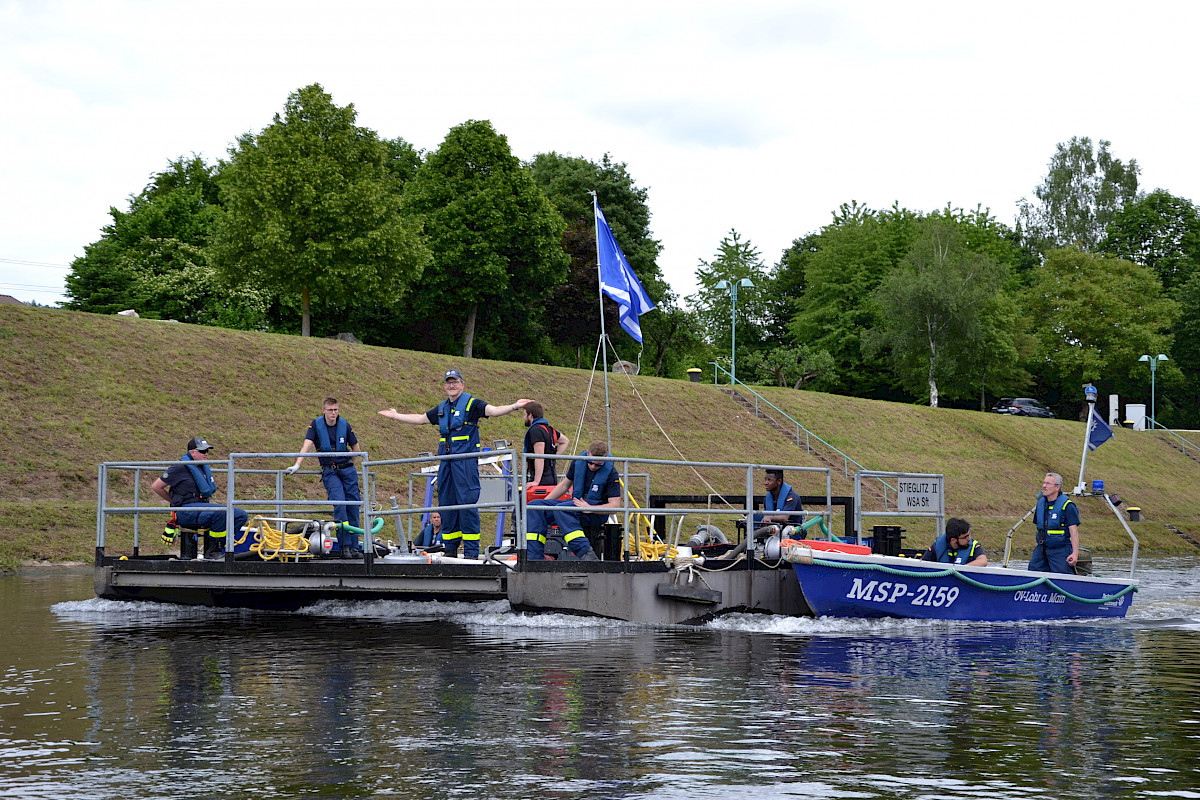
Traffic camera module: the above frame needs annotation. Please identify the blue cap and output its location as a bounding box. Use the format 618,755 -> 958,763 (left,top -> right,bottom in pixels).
444,369 -> 463,382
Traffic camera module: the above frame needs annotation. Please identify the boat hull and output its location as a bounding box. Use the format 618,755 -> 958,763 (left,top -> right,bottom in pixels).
95,555 -> 507,610
790,551 -> 1135,621
508,560 -> 811,625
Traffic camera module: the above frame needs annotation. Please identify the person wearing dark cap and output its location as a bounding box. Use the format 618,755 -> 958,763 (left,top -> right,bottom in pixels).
379,369 -> 530,559
151,437 -> 249,559
922,517 -> 987,566
753,469 -> 804,530
284,397 -> 364,558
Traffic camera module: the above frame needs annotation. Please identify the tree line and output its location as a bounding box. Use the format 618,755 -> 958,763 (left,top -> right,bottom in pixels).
63,85 -> 1200,427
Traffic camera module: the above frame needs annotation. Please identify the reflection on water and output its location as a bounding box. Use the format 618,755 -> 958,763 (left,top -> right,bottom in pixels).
1,560 -> 1198,800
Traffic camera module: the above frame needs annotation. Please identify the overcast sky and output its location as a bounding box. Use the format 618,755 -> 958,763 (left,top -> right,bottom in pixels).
3,0 -> 1198,308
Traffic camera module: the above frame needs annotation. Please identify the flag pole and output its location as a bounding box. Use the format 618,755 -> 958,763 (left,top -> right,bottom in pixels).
1075,386 -> 1097,494
591,191 -> 613,454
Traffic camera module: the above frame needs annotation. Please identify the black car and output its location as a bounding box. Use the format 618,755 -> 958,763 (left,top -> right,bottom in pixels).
991,397 -> 1014,414
1006,398 -> 1055,418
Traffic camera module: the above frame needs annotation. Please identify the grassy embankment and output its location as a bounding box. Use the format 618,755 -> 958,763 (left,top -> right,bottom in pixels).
1,304 -> 1197,571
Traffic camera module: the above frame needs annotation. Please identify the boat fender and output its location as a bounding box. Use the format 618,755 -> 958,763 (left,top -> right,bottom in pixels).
784,545 -> 814,564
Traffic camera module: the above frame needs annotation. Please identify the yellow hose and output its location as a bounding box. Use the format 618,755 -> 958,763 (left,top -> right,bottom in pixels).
617,482 -> 673,561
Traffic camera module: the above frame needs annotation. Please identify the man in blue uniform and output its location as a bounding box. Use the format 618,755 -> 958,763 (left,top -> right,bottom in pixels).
525,440 -> 619,561
753,469 -> 804,533
416,511 -> 443,549
1028,472 -> 1080,574
151,437 -> 249,560
379,369 -> 530,559
921,517 -> 988,566
285,397 -> 364,558
522,401 -> 569,499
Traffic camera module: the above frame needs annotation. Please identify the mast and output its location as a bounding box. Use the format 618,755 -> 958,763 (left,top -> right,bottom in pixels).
591,191 -> 613,453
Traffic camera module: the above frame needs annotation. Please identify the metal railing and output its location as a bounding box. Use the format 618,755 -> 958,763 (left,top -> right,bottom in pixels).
709,362 -> 896,505
1147,415 -> 1199,458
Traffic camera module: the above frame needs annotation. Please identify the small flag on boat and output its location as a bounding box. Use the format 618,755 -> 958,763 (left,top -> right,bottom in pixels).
595,200 -> 655,343
1087,406 -> 1113,451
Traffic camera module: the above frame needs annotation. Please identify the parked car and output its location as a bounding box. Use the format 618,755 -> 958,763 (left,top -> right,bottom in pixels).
991,398 -> 1014,414
1006,398 -> 1055,418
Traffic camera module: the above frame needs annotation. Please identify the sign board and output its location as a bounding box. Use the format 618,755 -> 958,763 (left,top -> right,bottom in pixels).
896,477 -> 943,514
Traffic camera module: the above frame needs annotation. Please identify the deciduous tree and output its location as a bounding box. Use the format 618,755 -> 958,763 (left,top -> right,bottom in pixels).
1017,136 -> 1139,253
213,84 -> 429,337
403,120 -> 568,357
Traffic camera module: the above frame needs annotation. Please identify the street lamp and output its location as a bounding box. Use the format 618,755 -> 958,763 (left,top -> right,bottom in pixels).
715,277 -> 754,384
1138,353 -> 1169,428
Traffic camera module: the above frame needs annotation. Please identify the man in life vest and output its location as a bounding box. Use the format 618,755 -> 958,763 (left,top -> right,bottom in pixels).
753,469 -> 804,536
416,511 -> 443,549
522,401 -> 569,500
525,440 -> 620,560
1028,472 -> 1080,574
285,397 -> 364,558
151,437 -> 249,560
379,369 -> 530,559
921,517 -> 988,566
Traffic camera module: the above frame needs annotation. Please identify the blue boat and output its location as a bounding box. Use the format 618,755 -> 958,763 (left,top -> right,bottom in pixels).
787,548 -> 1137,621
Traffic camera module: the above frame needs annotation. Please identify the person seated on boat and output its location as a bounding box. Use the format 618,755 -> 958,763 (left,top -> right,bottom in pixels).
1028,472 -> 1080,574
524,440 -> 620,561
752,469 -> 804,537
921,517 -> 987,566
416,511 -> 443,549
151,437 -> 249,560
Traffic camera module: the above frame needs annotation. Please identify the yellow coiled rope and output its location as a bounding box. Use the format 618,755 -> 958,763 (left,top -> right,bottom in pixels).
239,515 -> 314,562
618,482 -> 672,561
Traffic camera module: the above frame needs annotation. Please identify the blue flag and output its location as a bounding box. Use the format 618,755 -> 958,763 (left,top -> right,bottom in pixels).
1087,406 -> 1113,451
595,202 -> 655,342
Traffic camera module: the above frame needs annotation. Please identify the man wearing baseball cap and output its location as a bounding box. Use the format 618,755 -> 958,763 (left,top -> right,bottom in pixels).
151,437 -> 249,559
379,370 -> 530,559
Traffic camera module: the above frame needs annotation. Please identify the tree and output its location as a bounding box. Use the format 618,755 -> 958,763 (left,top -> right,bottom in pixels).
743,344 -> 836,389
403,120 -> 568,357
870,219 -> 1010,407
1100,189 -> 1200,294
1024,248 -> 1176,394
1017,136 -> 1139,253
1165,272 -> 1200,428
213,84 -> 430,337
65,155 -> 223,315
788,203 -> 922,399
530,152 -> 667,369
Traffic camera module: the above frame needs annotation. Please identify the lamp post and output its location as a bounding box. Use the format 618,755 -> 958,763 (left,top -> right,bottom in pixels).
1138,353 -> 1169,428
715,277 -> 754,384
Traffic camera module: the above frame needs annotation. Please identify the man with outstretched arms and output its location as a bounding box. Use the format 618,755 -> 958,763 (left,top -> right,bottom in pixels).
151,436 -> 249,560
379,369 -> 530,559
522,401 -> 569,498
285,397 -> 364,558
922,517 -> 988,566
1028,472 -> 1080,574
524,440 -> 620,561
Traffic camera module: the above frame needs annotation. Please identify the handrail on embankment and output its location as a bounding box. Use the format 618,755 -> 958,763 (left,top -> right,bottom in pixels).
710,362 -> 896,505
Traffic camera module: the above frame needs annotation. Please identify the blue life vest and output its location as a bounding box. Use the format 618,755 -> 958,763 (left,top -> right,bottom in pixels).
766,482 -> 796,513
570,455 -> 617,506
437,393 -> 480,456
1034,493 -> 1074,548
931,534 -> 982,565
313,416 -> 351,468
180,452 -> 216,502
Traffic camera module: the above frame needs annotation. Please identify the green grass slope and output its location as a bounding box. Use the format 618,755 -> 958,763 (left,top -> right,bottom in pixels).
2,304 -> 1196,568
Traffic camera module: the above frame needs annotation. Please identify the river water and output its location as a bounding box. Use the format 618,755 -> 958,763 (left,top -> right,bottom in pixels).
2,558 -> 1198,800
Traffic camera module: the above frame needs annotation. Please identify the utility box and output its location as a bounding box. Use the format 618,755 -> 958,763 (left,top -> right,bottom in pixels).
1126,404 -> 1146,431
1127,507 -> 1142,522
687,368 -> 702,383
